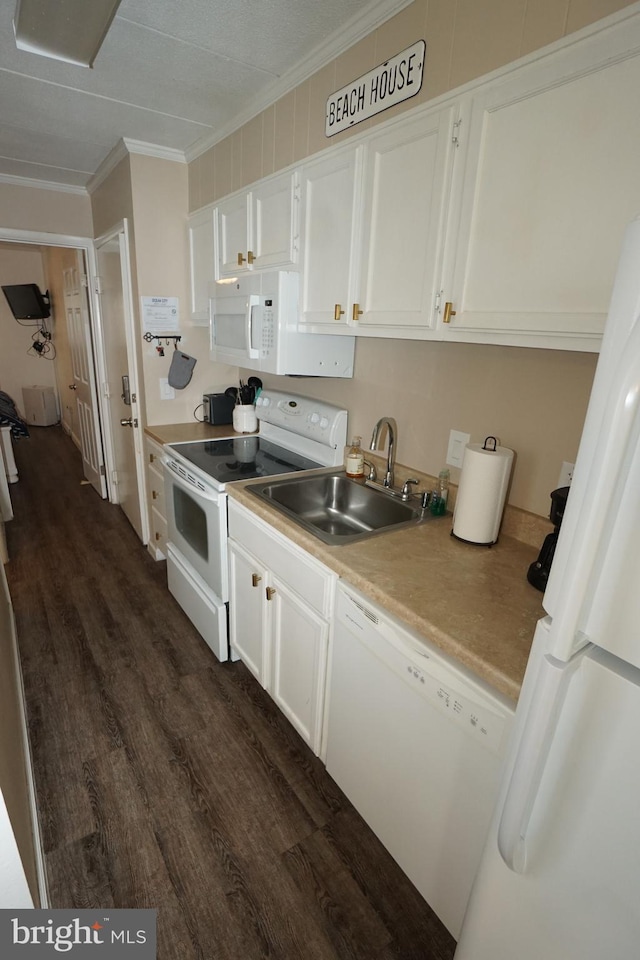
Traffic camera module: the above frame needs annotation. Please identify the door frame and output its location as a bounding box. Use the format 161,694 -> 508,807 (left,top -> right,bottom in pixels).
94,220 -> 149,544
0,226 -> 110,489
0,223 -> 149,545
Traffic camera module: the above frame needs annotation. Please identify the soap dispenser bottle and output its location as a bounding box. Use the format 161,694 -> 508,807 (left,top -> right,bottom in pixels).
345,436 -> 365,478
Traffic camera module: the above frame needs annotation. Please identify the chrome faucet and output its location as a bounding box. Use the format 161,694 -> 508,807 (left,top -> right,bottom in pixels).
370,416 -> 397,488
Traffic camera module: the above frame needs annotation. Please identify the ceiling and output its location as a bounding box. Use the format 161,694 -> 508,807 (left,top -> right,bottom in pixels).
0,0 -> 407,192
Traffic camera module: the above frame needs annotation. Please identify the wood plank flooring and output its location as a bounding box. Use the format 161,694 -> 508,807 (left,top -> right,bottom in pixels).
5,426 -> 456,960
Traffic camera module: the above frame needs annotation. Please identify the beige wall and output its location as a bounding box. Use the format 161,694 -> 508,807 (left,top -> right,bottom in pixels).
0,244 -> 57,413
91,154 -> 237,426
256,341 -> 596,518
0,181 -> 92,238
188,0 -> 638,209
185,0 -> 632,518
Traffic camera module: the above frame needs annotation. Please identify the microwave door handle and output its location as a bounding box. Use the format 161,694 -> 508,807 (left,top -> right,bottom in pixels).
246,296 -> 260,359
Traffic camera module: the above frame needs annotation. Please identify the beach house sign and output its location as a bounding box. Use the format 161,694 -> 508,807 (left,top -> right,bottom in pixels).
325,40 -> 425,137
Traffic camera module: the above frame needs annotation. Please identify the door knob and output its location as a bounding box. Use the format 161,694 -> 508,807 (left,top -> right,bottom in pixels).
120,417 -> 138,427
68,383 -> 77,390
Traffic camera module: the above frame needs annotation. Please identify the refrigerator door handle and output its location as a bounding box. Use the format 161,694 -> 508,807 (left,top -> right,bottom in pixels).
497,650 -> 584,873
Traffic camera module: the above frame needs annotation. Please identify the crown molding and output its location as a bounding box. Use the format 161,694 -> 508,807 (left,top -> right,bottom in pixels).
184,0 -> 413,162
0,171 -> 88,195
87,137 -> 186,193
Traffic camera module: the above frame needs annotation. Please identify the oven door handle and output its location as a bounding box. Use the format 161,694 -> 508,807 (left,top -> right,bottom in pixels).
163,458 -> 221,502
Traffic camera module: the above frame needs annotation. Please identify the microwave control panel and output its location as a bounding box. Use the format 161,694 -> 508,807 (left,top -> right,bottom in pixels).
260,298 -> 275,357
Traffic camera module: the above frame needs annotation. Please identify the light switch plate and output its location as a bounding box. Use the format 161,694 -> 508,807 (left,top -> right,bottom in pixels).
160,378 -> 175,400
446,430 -> 470,468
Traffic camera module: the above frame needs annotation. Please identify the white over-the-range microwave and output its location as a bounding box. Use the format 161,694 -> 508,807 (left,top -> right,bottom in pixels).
208,271 -> 355,377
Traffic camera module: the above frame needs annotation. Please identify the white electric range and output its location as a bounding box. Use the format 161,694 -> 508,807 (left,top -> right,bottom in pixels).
162,390 -> 348,661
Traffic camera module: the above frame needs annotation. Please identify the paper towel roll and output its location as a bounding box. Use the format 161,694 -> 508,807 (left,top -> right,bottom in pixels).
452,439 -> 514,545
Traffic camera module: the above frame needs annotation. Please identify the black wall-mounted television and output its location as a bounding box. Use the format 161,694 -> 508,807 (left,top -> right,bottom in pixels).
1,283 -> 51,320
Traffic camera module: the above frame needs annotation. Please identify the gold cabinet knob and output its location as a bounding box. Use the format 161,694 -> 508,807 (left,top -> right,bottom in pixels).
266,586 -> 276,601
352,303 -> 363,322
443,301 -> 457,324
247,250 -> 255,265
251,573 -> 262,587
152,490 -> 158,500
237,252 -> 246,265
334,303 -> 345,321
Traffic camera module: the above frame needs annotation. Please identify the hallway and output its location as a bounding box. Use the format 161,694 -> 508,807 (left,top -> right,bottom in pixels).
5,426 -> 455,960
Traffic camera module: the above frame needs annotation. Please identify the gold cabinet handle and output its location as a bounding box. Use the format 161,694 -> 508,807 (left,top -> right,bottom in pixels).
152,490 -> 158,500
266,586 -> 276,601
352,303 -> 363,322
247,250 -> 255,265
443,301 -> 457,324
237,252 -> 246,265
155,532 -> 161,541
334,303 -> 345,321
149,453 -> 155,463
251,573 -> 262,587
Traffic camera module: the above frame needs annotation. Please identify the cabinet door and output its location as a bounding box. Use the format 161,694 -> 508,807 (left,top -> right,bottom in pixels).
355,106 -> 458,338
298,145 -> 363,332
443,53 -> 640,351
268,573 -> 329,755
252,171 -> 299,271
187,207 -> 215,323
228,539 -> 269,684
217,192 -> 250,277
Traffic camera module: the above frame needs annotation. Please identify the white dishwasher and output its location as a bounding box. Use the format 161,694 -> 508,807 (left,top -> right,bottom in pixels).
325,583 -> 515,939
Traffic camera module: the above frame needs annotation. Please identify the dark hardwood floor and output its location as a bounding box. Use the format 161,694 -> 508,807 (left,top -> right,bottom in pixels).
5,426 -> 456,960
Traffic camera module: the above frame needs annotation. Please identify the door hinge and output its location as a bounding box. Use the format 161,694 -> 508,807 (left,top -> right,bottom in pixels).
103,381 -> 111,399
435,291 -> 442,314
100,464 -> 106,476
94,275 -> 103,295
452,118 -> 462,147
111,470 -> 119,485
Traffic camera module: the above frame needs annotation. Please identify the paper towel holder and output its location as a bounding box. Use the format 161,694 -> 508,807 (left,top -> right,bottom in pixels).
450,435 -> 514,547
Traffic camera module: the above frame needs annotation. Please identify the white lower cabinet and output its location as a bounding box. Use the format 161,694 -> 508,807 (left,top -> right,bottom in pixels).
228,499 -> 335,755
145,436 -> 168,560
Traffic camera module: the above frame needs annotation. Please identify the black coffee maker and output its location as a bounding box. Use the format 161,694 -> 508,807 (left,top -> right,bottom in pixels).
527,486 -> 570,592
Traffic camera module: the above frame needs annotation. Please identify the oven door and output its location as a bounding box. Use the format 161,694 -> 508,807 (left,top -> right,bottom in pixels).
164,461 -> 228,600
163,459 -> 230,662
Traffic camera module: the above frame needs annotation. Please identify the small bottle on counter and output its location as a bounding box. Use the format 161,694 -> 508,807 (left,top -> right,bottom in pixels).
430,468 -> 450,516
345,436 -> 365,478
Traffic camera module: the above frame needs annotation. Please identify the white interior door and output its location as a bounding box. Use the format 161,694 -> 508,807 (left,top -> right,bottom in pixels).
95,228 -> 144,541
63,252 -> 106,497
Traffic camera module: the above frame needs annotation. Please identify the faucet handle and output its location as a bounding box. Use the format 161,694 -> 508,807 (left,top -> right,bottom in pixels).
401,478 -> 420,500
363,459 -> 377,481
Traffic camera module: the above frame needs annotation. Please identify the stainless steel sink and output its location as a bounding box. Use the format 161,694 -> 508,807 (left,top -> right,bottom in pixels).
249,471 -> 428,545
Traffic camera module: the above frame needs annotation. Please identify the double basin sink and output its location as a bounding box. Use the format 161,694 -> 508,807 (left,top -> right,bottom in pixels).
249,470 -> 432,545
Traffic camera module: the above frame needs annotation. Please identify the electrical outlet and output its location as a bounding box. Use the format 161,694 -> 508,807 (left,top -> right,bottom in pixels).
558,461 -> 575,488
446,430 -> 471,468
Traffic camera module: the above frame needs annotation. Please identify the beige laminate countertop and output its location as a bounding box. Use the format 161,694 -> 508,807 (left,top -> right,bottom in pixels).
227,479 -> 544,704
145,422 -> 256,445
144,422 -> 544,703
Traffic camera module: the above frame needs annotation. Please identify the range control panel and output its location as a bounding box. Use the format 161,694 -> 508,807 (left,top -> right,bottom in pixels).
256,390 -> 348,453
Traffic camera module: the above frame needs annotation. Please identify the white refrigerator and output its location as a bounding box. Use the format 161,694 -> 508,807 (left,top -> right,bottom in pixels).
454,215 -> 640,960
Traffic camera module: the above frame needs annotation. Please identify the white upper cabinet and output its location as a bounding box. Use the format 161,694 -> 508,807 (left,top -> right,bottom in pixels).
298,144 -> 363,332
354,105 -> 458,337
298,105 -> 458,338
440,26 -> 640,351
216,169 -> 299,278
187,206 -> 215,324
